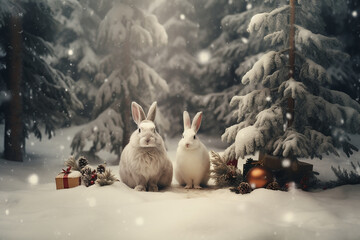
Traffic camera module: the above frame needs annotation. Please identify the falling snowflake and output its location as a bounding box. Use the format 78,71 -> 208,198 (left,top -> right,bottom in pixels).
180,14 -> 186,20
68,49 -> 74,56
241,38 -> 248,44
282,159 -> 291,168
5,209 -> 10,216
286,113 -> 292,120
352,10 -> 358,18
246,3 -> 252,10
197,50 -> 211,65
135,217 -> 144,226
28,174 -> 39,185
266,96 -> 272,102
59,145 -> 65,150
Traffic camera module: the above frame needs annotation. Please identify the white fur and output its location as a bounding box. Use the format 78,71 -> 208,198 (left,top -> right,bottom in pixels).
119,102 -> 173,192
175,111 -> 210,189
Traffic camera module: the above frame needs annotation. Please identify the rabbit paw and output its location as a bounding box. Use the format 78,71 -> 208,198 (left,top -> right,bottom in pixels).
148,184 -> 158,192
184,185 -> 192,189
135,185 -> 146,191
194,185 -> 202,189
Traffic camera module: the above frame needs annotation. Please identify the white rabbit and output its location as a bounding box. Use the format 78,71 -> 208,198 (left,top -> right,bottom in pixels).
175,111 -> 210,189
119,101 -> 173,192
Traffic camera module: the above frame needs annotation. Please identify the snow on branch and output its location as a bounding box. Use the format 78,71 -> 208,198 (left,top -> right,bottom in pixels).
273,130 -> 311,157
235,53 -> 263,78
131,24 -> 154,47
71,108 -> 124,155
143,14 -> 167,46
300,58 -> 330,84
230,88 -> 271,121
133,60 -> 169,94
78,45 -> 98,74
254,106 -> 283,129
222,122 -> 251,144
247,5 -> 289,36
222,10 -> 256,34
97,3 -> 133,47
221,39 -> 247,58
279,78 -> 308,99
242,51 -> 283,85
319,87 -> 360,112
234,125 -> 266,158
223,143 -> 236,162
94,70 -> 122,110
264,30 -> 285,46
295,25 -> 339,50
314,96 -> 360,132
97,3 -> 167,49
304,127 -> 339,158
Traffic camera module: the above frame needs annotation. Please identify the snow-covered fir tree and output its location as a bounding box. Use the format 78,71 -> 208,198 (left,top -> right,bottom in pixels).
194,0 -> 244,49
51,0 -> 105,121
323,0 -> 360,102
71,0 -> 168,159
149,0 -> 202,135
194,0 -> 276,134
0,0 -> 82,161
222,0 -> 360,161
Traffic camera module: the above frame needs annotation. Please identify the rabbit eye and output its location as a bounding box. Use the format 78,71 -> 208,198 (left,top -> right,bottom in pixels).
138,128 -> 141,133
193,135 -> 196,139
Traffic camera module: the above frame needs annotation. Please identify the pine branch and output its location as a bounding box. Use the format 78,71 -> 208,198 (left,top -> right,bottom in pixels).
64,156 -> 81,171
96,169 -> 117,186
210,151 -> 242,188
331,162 -> 360,185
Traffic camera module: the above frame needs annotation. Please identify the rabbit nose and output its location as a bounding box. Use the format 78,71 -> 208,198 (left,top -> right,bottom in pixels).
186,144 -> 189,148
146,139 -> 150,144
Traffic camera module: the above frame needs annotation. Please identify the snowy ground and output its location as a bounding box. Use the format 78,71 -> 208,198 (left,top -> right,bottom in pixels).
1,125 -> 360,240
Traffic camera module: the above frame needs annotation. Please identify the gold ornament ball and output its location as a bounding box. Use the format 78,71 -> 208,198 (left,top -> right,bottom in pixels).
246,166 -> 273,189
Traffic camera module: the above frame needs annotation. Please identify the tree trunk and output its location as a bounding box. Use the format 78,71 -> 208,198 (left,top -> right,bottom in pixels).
287,0 -> 296,128
121,28 -> 132,150
4,16 -> 24,162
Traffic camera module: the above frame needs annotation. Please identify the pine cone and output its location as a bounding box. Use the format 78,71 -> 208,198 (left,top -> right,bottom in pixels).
97,164 -> 106,174
81,166 -> 97,187
80,166 -> 92,176
78,157 -> 88,170
266,181 -> 280,190
237,182 -> 252,194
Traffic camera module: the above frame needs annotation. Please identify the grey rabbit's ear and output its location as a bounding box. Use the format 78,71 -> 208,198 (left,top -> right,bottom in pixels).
146,102 -> 157,121
131,102 -> 146,125
191,112 -> 203,133
183,111 -> 191,130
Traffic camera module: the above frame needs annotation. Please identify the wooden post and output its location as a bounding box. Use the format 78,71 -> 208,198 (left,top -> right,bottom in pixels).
287,0 -> 296,128
4,16 -> 24,162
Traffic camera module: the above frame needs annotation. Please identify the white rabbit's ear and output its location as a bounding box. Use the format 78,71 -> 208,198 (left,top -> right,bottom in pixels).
183,111 -> 191,130
131,102 -> 146,125
191,112 -> 202,133
146,102 -> 157,121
